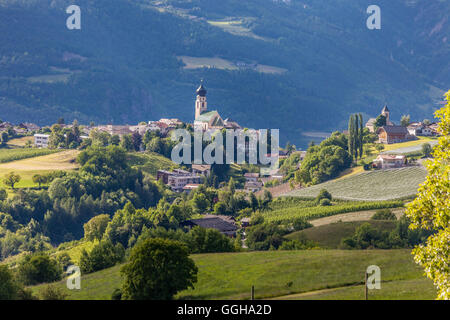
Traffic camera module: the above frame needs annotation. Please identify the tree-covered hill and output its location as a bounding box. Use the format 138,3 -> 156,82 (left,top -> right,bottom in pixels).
0,0 -> 449,147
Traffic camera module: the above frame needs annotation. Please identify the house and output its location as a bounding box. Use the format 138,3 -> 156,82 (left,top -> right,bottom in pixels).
168,174 -> 203,192
157,169 -> 203,192
244,180 -> 263,192
182,184 -> 201,193
192,164 -> 211,176
373,154 -> 407,169
377,126 -> 412,144
244,173 -> 259,182
97,125 -> 132,137
407,122 -> 424,136
241,217 -> 251,228
34,134 -> 50,148
181,215 -> 238,237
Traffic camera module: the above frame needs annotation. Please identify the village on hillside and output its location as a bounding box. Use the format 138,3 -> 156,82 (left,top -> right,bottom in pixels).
0,82 -> 442,198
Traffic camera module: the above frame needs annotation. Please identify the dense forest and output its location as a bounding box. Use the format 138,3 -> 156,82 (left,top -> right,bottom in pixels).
0,0 -> 449,147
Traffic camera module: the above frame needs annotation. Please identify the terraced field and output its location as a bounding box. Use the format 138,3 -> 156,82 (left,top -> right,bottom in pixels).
285,167 -> 427,201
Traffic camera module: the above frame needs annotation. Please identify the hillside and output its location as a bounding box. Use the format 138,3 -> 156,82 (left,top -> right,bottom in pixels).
30,249 -> 435,300
285,167 -> 427,201
0,0 -> 449,147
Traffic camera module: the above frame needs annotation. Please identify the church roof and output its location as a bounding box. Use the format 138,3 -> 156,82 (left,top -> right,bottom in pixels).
196,83 -> 207,97
196,110 -> 220,123
382,105 -> 389,113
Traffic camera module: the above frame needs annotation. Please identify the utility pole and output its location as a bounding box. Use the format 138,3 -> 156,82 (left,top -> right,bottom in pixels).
251,285 -> 254,300
365,271 -> 368,300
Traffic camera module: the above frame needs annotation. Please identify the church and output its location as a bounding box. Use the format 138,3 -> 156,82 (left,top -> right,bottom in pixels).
193,82 -> 240,131
365,105 -> 394,133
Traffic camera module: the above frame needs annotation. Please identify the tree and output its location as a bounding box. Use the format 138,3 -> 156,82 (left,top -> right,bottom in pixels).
17,254 -> 62,285
120,134 -> 134,151
0,188 -> 7,201
405,90 -> 450,300
421,143 -> 433,158
132,132 -> 142,151
79,240 -> 125,273
400,114 -> 411,127
146,137 -> 164,154
348,114 -> 355,159
32,174 -> 47,189
0,265 -> 19,300
1,132 -> 8,146
374,114 -> 387,129
39,285 -> 67,300
83,214 -> 110,241
121,238 -> 198,300
3,172 -> 21,189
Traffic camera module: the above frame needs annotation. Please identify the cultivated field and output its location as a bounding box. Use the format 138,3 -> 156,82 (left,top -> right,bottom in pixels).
263,200 -> 403,223
285,167 -> 427,201
30,249 -> 435,300
0,148 -> 57,163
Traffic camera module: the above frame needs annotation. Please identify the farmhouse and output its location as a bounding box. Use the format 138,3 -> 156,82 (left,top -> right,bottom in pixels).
377,125 -> 412,144
373,154 -> 407,169
182,215 -> 238,237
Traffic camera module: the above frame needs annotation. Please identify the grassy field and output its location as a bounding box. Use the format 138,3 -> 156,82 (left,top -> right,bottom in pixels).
6,136 -> 33,147
263,199 -> 403,223
30,249 -> 434,300
286,220 -> 398,249
272,278 -> 436,300
285,167 -> 427,201
127,152 -> 177,178
0,150 -> 79,189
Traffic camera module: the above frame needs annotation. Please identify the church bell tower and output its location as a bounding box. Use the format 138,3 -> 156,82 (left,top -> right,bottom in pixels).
195,82 -> 207,120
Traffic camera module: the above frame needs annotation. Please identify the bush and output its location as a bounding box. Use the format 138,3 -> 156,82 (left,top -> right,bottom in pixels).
316,189 -> 332,204
371,209 -> 397,220
17,254 -> 62,286
39,285 -> 67,300
79,240 -> 125,274
319,198 -> 332,206
292,217 -> 312,231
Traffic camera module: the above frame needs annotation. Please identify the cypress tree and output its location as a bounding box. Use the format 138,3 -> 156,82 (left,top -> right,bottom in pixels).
348,115 -> 355,160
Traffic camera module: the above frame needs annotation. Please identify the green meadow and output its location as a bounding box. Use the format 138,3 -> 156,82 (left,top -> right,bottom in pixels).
30,249 -> 435,300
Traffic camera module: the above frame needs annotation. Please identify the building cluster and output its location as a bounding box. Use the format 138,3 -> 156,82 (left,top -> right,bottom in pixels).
156,165 -> 211,192
366,105 -> 440,144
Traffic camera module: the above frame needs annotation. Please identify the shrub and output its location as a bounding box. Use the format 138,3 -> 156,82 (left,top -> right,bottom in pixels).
371,209 -> 397,220
316,189 -> 332,204
319,198 -> 332,206
79,240 -> 125,274
17,254 -> 62,286
39,285 -> 67,300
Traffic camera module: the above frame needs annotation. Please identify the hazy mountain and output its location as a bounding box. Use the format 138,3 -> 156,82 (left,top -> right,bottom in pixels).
0,0 -> 448,146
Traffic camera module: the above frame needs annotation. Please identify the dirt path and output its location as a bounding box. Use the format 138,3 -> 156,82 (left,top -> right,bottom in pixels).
310,208 -> 405,227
